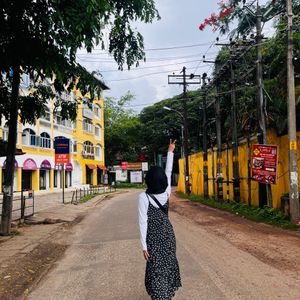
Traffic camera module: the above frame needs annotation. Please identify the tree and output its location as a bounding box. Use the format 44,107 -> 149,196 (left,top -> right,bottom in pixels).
0,0 -> 159,234
104,93 -> 143,166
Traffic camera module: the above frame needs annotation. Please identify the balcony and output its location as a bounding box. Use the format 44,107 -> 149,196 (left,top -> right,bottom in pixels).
81,150 -> 95,160
22,134 -> 52,149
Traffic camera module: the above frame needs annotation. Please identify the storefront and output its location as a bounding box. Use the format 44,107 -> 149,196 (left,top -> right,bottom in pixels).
40,160 -> 51,190
86,164 -> 96,185
2,160 -> 18,191
22,158 -> 37,190
97,165 -> 107,185
65,163 -> 73,188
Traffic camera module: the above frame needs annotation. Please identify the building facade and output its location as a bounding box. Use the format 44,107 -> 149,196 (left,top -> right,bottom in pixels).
0,81 -> 107,192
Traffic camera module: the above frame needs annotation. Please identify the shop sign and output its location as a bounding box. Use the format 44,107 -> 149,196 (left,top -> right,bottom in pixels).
40,160 -> 51,170
252,144 -> 278,185
65,163 -> 73,171
142,162 -> 149,171
23,158 -> 37,170
121,162 -> 127,170
116,169 -> 127,182
127,162 -> 142,170
54,138 -> 70,164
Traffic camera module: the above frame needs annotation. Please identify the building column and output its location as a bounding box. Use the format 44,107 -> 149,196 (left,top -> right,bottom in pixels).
82,164 -> 86,185
50,168 -> 54,189
93,169 -> 97,186
32,169 -> 40,191
17,167 -> 22,191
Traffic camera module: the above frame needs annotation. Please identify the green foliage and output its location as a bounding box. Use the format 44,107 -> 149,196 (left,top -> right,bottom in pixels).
177,192 -> 300,231
0,0 -> 160,124
115,182 -> 146,189
104,93 -> 143,165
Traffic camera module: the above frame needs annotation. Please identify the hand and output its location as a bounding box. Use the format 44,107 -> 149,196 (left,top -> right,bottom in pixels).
143,250 -> 150,261
168,139 -> 176,153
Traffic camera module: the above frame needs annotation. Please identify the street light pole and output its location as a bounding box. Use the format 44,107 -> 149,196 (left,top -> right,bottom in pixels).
163,105 -> 189,194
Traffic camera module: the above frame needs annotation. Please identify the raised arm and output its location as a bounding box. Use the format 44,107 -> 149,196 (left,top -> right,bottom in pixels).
165,139 -> 176,196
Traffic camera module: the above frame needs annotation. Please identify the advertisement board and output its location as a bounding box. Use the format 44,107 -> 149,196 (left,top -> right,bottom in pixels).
130,171 -> 143,183
251,144 -> 278,184
116,170 -> 128,182
54,138 -> 70,165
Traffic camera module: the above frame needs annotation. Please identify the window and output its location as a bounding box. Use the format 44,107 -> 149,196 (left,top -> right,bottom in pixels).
83,141 -> 94,159
83,118 -> 93,133
2,125 -> 9,141
93,104 -> 101,119
71,140 -> 77,153
95,144 -> 102,160
40,132 -> 51,148
95,124 -> 101,140
41,107 -> 51,121
22,128 -> 39,146
54,112 -> 74,129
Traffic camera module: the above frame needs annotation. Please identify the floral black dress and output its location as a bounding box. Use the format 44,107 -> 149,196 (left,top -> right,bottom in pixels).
145,195 -> 181,300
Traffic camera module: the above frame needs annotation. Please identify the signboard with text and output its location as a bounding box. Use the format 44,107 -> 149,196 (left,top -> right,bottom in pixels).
54,138 -> 70,165
251,144 -> 278,185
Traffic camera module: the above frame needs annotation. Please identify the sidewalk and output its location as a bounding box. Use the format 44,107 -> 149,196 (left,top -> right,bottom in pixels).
0,190 -> 120,267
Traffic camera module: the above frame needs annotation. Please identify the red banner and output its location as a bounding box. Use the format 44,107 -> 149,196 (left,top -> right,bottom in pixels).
251,144 -> 278,185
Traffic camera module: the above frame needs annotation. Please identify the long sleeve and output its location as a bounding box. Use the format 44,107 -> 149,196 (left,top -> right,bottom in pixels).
138,193 -> 149,251
165,151 -> 174,197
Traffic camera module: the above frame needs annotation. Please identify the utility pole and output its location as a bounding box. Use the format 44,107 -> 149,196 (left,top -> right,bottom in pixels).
256,3 -> 272,208
182,67 -> 190,194
287,0 -> 300,223
215,81 -> 223,202
202,74 -> 209,198
168,67 -> 201,195
230,61 -> 240,202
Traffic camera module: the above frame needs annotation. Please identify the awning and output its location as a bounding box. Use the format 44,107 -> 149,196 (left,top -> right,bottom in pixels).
40,160 -> 51,170
23,158 -> 37,170
97,165 -> 107,171
2,160 -> 18,169
65,163 -> 73,171
86,164 -> 97,170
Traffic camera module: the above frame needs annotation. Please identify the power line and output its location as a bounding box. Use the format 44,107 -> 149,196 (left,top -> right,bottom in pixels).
104,64 -> 210,82
81,40 -> 224,53
96,59 -> 204,73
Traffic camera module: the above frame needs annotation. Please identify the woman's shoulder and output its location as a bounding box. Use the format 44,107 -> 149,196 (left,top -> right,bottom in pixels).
138,191 -> 148,201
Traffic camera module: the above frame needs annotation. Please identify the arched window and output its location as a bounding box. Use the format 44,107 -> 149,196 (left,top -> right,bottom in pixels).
40,132 -> 51,148
83,141 -> 94,155
93,104 -> 101,119
95,124 -> 101,140
95,144 -> 102,160
22,128 -> 37,146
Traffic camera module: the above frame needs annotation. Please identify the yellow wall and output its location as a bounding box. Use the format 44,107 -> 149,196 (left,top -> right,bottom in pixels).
178,130 -> 300,208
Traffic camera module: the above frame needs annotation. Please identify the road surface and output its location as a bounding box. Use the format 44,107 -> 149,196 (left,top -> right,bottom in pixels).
28,190 -> 300,299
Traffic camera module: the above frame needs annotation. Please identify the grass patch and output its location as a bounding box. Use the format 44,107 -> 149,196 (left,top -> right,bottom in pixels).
80,194 -> 98,203
115,183 -> 146,189
176,192 -> 300,231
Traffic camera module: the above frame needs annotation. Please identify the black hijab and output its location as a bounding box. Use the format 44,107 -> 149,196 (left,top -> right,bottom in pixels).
145,166 -> 168,194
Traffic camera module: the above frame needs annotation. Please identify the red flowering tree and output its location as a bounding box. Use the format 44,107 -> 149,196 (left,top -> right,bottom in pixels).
199,0 -> 237,32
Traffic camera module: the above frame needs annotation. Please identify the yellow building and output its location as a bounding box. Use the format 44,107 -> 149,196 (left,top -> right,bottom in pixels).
0,76 -> 108,192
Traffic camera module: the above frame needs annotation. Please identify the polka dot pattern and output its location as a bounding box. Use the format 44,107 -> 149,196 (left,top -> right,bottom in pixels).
145,199 -> 182,299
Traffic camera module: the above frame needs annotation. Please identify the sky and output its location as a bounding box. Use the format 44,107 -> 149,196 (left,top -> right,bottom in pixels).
77,0 -> 273,112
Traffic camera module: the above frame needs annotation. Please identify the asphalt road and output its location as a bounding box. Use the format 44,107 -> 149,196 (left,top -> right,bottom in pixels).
28,190 -> 300,299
